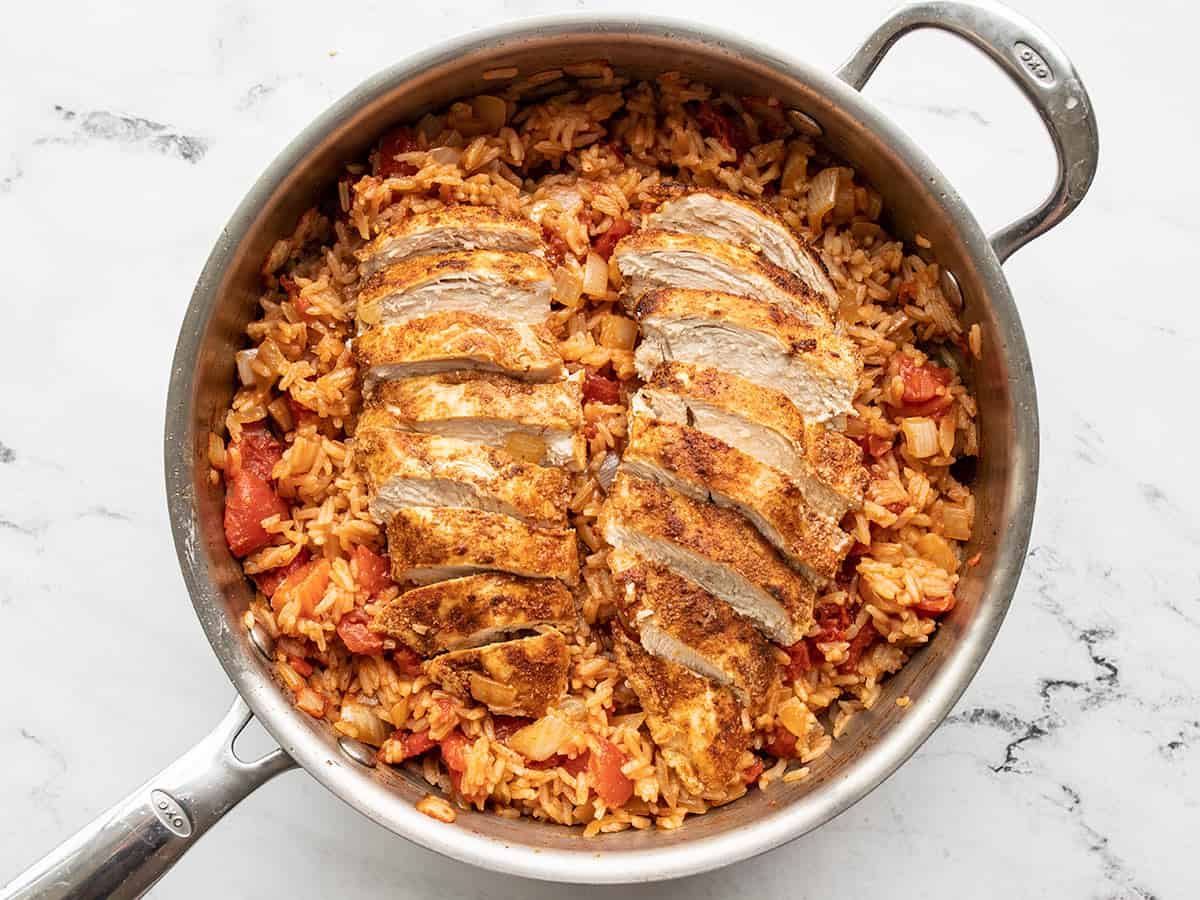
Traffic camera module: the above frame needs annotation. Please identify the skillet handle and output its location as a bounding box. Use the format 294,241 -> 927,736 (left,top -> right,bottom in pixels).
836,0 -> 1098,262
0,697 -> 296,900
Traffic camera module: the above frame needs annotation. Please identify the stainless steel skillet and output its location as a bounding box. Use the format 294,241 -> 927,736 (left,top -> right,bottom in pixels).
3,2 -> 1097,896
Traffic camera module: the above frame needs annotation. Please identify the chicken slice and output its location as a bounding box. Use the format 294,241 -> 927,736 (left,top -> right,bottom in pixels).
646,185 -> 838,310
355,312 -> 564,388
387,507 -> 580,586
357,205 -> 543,277
613,229 -> 831,327
634,288 -> 860,423
622,412 -> 852,583
600,473 -> 813,645
357,371 -> 585,471
425,630 -> 570,717
357,250 -> 552,329
612,631 -> 753,797
609,548 -> 778,713
372,573 -> 576,656
355,429 -> 571,526
638,362 -> 866,519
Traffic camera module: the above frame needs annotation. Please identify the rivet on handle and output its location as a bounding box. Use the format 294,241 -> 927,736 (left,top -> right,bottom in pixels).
338,737 -> 378,768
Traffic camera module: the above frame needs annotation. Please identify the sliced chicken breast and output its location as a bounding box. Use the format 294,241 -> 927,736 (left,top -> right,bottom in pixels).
357,205 -> 543,277
355,312 -> 564,388
613,230 -> 831,327
357,371 -> 585,471
600,473 -> 813,645
638,362 -> 866,519
646,186 -> 838,309
357,250 -> 552,329
387,507 -> 580,586
612,631 -> 752,797
355,429 -> 571,526
622,413 -> 852,583
634,288 -> 860,423
425,630 -> 570,717
372,574 -> 577,656
609,548 -> 778,713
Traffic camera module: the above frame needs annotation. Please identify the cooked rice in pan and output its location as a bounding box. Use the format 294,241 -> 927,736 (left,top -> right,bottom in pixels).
211,67 -> 979,834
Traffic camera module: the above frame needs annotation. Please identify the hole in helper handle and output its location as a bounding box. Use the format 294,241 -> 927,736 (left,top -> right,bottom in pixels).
836,0 -> 1099,263
0,697 -> 296,900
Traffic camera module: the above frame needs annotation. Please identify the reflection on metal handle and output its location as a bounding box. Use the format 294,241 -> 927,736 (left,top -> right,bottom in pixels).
0,698 -> 296,900
836,0 -> 1099,262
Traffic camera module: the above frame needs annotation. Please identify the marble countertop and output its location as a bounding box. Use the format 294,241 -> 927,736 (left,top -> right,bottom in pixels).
1,0 -> 1195,897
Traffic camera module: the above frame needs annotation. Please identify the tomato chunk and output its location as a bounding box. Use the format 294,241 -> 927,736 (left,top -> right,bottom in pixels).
763,728 -> 798,759
223,470 -> 289,557
838,622 -> 879,673
588,739 -> 633,808
897,355 -> 950,408
288,656 -> 314,677
337,608 -> 384,655
252,548 -> 311,598
693,101 -> 751,158
583,372 -> 621,405
393,646 -> 424,678
395,729 -> 438,761
783,640 -> 813,681
490,715 -> 532,744
271,558 -> 330,617
560,751 -> 590,777
439,729 -> 471,773
352,545 -> 393,598
235,422 -> 283,481
742,758 -> 765,785
441,729 -> 486,801
376,126 -> 419,178
592,217 -> 633,260
859,434 -> 894,459
915,593 -> 957,616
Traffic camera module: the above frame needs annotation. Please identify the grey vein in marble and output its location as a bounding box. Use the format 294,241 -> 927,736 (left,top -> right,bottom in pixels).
46,105 -> 209,163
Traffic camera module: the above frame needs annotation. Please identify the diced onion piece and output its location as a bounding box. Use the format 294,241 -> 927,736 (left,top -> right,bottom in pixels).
236,348 -> 259,386
504,431 -> 545,463
428,145 -> 462,166
267,396 -> 294,433
469,673 -> 518,710
597,313 -> 638,350
582,252 -> 608,298
596,452 -> 620,492
832,168 -> 856,223
338,700 -> 392,747
850,221 -> 885,243
296,688 -> 326,717
916,532 -> 959,575
941,504 -> 972,541
471,95 -> 508,131
807,167 -> 838,231
507,714 -> 575,761
553,267 -> 583,305
901,417 -> 939,458
777,696 -> 809,738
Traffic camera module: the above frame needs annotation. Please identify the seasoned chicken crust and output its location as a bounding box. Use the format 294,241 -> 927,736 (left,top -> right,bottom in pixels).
622,414 -> 853,583
614,229 -> 832,327
387,506 -> 580,586
355,428 -> 571,525
357,205 -> 544,277
354,312 -> 565,388
613,631 -> 752,797
601,473 -> 814,644
372,573 -> 577,656
646,184 -> 838,309
425,630 -> 570,717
